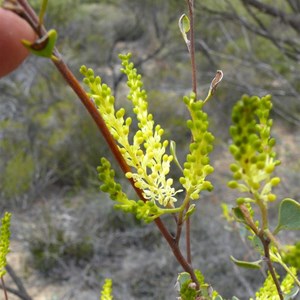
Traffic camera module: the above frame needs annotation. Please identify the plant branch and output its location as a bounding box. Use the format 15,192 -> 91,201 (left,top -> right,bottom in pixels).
240,204 -> 283,299
175,193 -> 190,243
1,277 -> 8,300
13,0 -> 200,289
258,232 -> 283,300
175,193 -> 192,264
186,0 -> 197,97
185,203 -> 192,264
5,264 -> 32,300
0,283 -> 31,300
255,196 -> 268,231
185,0 -> 197,268
198,2 -> 300,62
241,0 -> 300,32
1,265 -> 32,300
52,35 -> 200,291
270,252 -> 300,288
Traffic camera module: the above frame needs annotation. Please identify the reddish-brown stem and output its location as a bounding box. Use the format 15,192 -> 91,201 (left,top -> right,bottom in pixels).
155,218 -> 198,285
1,277 -> 8,300
185,203 -> 192,264
186,0 -> 197,97
256,197 -> 282,300
175,201 -> 192,264
184,0 -> 196,267
175,219 -> 183,243
13,0 -> 200,289
239,205 -> 283,299
258,232 -> 283,300
175,194 -> 189,243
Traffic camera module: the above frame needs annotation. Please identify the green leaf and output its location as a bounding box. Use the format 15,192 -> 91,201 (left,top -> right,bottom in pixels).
170,140 -> 183,171
39,0 -> 49,25
274,198 -> 300,234
179,14 -> 190,34
176,272 -> 191,288
230,256 -> 262,269
22,29 -> 58,59
178,14 -> 190,49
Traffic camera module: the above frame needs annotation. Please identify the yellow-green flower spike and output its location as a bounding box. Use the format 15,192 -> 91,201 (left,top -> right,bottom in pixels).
228,95 -> 280,204
100,278 -> 113,300
251,269 -> 298,300
0,212 -> 12,277
283,242 -> 300,270
180,93 -> 214,200
97,158 -> 169,223
81,54 -> 182,208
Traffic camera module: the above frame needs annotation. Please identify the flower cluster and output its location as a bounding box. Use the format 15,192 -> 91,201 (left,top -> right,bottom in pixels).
81,54 -> 182,213
251,269 -> 297,300
283,242 -> 300,270
179,93 -> 214,200
0,212 -> 11,277
228,95 -> 281,204
100,278 -> 113,300
120,53 -> 181,207
97,158 -> 166,223
177,269 -> 220,299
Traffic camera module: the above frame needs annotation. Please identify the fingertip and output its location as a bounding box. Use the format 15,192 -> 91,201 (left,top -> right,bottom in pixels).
0,8 -> 36,78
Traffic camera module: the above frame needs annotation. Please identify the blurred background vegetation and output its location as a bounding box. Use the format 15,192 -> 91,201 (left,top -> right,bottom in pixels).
0,0 -> 299,299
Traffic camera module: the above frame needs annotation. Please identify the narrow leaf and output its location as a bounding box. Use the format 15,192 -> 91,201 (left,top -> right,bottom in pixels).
179,14 -> 190,33
230,256 -> 262,269
183,204 -> 196,221
170,140 -> 182,171
178,14 -> 190,50
274,198 -> 300,234
39,0 -> 49,25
